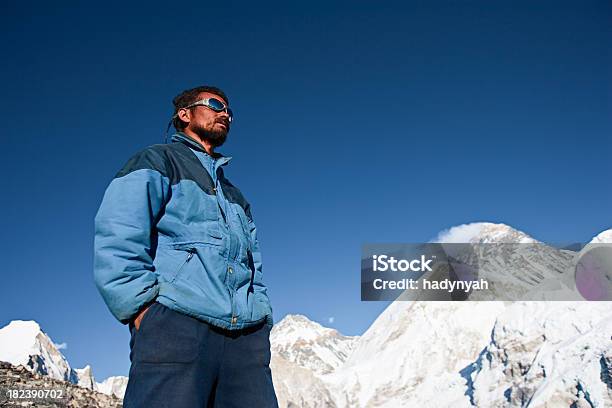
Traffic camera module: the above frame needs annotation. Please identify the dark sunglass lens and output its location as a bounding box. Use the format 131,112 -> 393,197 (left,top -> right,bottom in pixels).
208,98 -> 226,112
227,108 -> 234,121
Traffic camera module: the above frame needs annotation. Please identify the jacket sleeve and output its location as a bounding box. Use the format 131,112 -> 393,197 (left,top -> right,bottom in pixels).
94,148 -> 170,324
246,209 -> 274,326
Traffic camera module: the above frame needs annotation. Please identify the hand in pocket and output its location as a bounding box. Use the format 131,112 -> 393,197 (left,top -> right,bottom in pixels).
134,304 -> 152,331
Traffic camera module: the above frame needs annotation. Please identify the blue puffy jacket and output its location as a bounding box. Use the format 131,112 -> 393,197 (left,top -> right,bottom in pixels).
94,132 -> 273,330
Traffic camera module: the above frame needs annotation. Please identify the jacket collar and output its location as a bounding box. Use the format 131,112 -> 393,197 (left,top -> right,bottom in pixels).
171,132 -> 232,166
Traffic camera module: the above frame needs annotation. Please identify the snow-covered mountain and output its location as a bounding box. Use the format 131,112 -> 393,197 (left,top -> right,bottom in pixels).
0,320 -> 127,399
428,222 -> 580,301
271,223 -> 612,407
1,222 -> 609,407
274,303 -> 611,407
590,228 -> 612,244
0,361 -> 122,408
75,364 -> 97,390
270,315 -> 358,408
96,375 -> 129,399
326,301 -> 508,407
469,302 -> 612,407
0,320 -> 76,383
271,314 -> 357,375
432,222 -> 540,244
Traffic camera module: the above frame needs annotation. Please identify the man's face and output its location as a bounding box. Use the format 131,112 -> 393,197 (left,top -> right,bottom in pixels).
182,92 -> 231,147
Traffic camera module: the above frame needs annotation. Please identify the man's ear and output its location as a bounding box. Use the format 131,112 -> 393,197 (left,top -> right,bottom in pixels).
177,108 -> 191,124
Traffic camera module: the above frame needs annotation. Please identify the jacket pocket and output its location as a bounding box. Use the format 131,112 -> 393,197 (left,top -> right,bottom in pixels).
169,248 -> 197,283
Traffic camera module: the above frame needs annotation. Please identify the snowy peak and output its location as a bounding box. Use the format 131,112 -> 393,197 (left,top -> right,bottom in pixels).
433,222 -> 538,244
427,222 -> 570,301
0,320 -> 43,359
96,376 -> 129,399
272,315 -> 344,343
75,365 -> 97,390
0,320 -> 75,383
273,223 -> 612,407
271,314 -> 357,375
589,228 -> 612,244
0,320 -> 127,399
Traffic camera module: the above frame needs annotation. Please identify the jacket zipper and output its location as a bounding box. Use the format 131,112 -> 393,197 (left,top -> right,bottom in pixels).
171,249 -> 195,282
212,160 -> 237,327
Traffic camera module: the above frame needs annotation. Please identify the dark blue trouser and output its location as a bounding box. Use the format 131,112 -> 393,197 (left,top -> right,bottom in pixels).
122,302 -> 278,408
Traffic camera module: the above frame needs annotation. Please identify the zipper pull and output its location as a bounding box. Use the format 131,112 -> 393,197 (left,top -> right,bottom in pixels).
186,248 -> 196,261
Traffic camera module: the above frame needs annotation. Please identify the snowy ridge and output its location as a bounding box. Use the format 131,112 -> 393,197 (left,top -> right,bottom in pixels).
269,315 -> 358,407
271,223 -> 612,407
0,320 -> 127,398
74,365 -> 97,390
96,376 -> 129,399
589,228 -> 612,244
271,314 -> 357,375
427,222 -> 581,301
0,320 -> 76,383
470,302 -> 612,407
325,301 -> 507,407
432,222 -> 539,244
2,222 -> 610,406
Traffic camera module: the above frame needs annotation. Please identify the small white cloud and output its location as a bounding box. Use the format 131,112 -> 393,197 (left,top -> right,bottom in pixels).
431,223 -> 488,243
54,342 -> 68,350
327,317 -> 335,324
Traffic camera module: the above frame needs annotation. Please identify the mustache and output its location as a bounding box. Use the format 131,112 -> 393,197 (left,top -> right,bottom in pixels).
216,119 -> 230,127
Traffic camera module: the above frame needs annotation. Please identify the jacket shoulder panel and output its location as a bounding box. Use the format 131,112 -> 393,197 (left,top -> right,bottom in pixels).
168,142 -> 216,195
115,143 -> 216,196
218,169 -> 252,220
115,144 -> 174,179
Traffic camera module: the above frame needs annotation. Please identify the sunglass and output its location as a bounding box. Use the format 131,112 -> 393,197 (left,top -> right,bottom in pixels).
184,97 -> 233,122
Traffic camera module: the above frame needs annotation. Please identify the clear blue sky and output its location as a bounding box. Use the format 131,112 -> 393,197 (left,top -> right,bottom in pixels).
1,1 -> 610,380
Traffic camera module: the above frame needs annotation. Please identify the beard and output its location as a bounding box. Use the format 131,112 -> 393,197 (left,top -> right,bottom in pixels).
191,121 -> 229,147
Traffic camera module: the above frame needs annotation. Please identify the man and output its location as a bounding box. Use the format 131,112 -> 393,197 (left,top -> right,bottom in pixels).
94,85 -> 278,407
